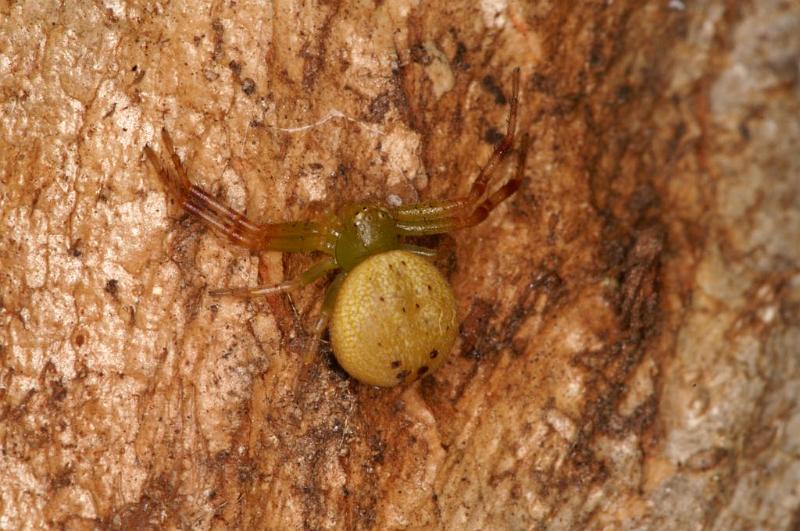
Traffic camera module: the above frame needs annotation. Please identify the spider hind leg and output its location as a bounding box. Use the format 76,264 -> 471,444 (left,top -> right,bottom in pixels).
209,256 -> 338,299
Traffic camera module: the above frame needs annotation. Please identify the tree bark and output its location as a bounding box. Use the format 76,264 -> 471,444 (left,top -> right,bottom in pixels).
1,1 -> 798,529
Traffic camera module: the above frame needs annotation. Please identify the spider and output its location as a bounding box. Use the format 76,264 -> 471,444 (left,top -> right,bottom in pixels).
144,68 -> 528,387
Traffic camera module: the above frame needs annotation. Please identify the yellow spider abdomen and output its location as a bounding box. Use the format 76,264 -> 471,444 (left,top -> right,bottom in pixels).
329,250 -> 458,387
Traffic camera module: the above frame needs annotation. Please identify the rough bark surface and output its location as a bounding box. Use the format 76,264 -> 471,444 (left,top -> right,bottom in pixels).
1,1 -> 798,529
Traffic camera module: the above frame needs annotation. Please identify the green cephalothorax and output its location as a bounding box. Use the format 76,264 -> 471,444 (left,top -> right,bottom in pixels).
334,204 -> 399,272
145,68 -> 527,387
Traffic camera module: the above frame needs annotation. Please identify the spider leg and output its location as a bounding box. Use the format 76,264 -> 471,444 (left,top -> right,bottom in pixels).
398,244 -> 438,257
209,256 -> 338,298
395,132 -> 530,236
144,128 -> 336,254
392,67 -> 521,223
304,271 -> 346,363
463,67 -> 520,204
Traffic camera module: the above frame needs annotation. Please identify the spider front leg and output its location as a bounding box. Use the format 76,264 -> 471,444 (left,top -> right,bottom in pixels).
394,133 -> 530,236
144,128 -> 336,254
393,68 -> 525,226
391,68 -> 527,236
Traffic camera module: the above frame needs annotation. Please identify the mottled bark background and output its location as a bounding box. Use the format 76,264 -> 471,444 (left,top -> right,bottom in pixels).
1,1 -> 798,529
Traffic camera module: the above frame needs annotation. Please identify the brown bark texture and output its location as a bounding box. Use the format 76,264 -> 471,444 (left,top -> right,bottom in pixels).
1,1 -> 798,529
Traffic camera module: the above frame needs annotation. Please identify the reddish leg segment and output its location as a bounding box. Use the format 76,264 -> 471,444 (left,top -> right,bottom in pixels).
395,131 -> 530,236
391,67 -> 522,226
144,129 -> 336,254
